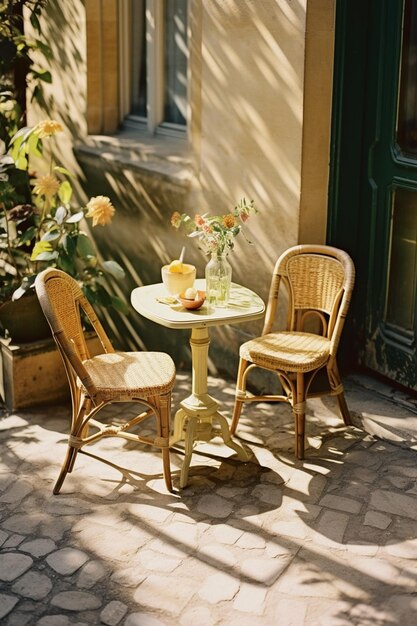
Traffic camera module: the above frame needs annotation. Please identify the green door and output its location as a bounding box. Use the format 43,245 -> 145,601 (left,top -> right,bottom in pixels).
329,0 -> 417,390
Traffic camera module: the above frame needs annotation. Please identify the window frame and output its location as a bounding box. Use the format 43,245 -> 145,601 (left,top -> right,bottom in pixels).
118,0 -> 189,137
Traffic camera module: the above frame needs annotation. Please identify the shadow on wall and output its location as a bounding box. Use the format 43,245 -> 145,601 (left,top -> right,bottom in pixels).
35,0 -> 308,375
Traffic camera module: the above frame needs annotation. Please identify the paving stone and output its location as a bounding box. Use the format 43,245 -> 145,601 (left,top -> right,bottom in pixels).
0,594 -> 19,620
233,582 -> 267,614
46,547 -> 89,575
199,543 -> 238,567
51,590 -> 101,611
272,598 -> 307,625
6,612 -> 33,626
164,522 -> 199,551
285,470 -> 327,501
124,614 -> 168,626
0,480 -> 33,503
2,533 -> 25,549
312,510 -> 349,548
240,555 -> 293,585
383,594 -> 417,625
133,575 -> 195,615
0,415 -> 28,430
110,567 -> 146,588
251,484 -> 283,505
370,490 -> 417,519
20,538 -> 57,557
345,542 -> 379,556
11,570 -> 53,600
277,550 -> 362,600
198,572 -> 240,603
76,560 -> 107,589
73,522 -> 150,562
136,549 -> 182,573
363,510 -> 392,530
0,553 -> 33,581
100,600 -> 128,625
210,523 -> 244,545
271,518 -> 309,540
384,539 -> 417,559
179,606 -> 216,626
319,494 -> 362,514
2,513 -> 44,534
36,617 -> 71,626
235,531 -> 266,550
197,494 -> 234,518
127,503 -> 172,523
0,528 -> 8,546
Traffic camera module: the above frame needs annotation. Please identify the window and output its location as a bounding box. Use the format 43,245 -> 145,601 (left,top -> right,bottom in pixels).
119,0 -> 188,134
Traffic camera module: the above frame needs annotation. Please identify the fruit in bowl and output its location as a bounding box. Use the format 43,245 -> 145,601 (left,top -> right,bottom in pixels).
161,260 -> 196,295
178,288 -> 206,310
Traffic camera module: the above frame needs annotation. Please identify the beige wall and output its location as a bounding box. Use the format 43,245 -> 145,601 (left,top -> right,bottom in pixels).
299,0 -> 335,243
25,0 -> 335,377
194,0 -> 307,291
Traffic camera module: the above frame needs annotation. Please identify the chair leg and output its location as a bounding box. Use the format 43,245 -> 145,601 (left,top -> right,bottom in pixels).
328,362 -> 351,425
231,358 -> 249,435
53,445 -> 77,494
159,394 -> 173,492
294,372 -> 306,460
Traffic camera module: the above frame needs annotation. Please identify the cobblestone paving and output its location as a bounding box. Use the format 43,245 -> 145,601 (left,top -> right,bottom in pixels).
1,372 -> 417,625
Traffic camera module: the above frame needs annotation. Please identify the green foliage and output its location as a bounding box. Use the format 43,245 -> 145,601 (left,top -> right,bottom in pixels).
0,121 -> 127,314
0,1 -> 51,150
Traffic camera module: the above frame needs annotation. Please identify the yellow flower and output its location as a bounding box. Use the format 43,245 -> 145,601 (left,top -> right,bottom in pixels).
85,195 -> 115,226
222,214 -> 236,228
33,174 -> 60,198
33,119 -> 64,138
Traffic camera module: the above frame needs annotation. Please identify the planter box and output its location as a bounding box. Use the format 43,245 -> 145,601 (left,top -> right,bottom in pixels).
0,334 -> 101,412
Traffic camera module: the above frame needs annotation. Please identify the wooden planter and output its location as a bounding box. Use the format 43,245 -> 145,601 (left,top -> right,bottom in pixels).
0,334 -> 101,412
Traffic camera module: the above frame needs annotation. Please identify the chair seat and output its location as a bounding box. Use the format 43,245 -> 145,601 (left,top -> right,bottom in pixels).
240,331 -> 331,373
79,351 -> 176,399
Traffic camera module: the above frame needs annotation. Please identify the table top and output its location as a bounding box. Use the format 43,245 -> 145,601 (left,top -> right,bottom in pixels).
131,279 -> 265,330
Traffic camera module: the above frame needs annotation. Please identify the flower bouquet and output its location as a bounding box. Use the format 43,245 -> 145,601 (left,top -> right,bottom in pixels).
171,198 -> 257,307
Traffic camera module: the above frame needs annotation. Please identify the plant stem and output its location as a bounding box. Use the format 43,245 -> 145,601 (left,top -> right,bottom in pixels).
1,202 -> 22,279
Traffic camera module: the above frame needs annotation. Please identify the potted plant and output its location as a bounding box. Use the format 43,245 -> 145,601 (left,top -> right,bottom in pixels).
0,119 -> 127,343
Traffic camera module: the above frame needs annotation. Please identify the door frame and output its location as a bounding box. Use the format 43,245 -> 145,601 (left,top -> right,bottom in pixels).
328,0 -> 407,380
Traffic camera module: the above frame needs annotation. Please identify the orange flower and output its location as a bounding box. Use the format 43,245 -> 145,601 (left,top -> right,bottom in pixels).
85,195 -> 115,226
195,214 -> 205,227
33,119 -> 64,138
171,211 -> 182,228
33,174 -> 60,198
222,214 -> 236,228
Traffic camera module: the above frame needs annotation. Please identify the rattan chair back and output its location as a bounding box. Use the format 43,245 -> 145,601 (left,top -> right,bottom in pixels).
264,245 -> 355,359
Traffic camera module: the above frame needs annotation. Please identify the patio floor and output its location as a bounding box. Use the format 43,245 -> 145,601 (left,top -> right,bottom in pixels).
1,371 -> 417,625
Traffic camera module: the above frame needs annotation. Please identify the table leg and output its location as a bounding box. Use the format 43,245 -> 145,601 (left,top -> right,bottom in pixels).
170,326 -> 250,488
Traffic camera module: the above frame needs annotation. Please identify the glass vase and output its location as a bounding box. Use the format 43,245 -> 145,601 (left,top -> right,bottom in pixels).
205,251 -> 232,308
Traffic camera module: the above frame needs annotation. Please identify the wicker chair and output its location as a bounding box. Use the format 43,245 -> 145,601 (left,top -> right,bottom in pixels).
35,268 -> 176,494
231,244 -> 355,459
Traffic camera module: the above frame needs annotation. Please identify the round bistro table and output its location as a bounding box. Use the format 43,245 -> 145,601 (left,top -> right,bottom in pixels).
131,279 -> 265,487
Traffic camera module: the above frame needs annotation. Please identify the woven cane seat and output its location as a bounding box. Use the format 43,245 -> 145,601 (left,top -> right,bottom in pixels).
240,331 -> 330,373
80,351 -> 176,399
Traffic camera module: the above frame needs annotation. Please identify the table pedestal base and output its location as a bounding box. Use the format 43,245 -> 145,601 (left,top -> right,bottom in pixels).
171,406 -> 250,488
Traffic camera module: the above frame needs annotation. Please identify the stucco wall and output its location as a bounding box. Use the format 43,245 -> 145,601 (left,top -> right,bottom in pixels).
25,0 -> 335,383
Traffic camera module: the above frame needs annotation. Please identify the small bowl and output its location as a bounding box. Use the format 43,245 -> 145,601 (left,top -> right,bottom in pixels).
178,290 -> 206,310
161,263 -> 196,295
